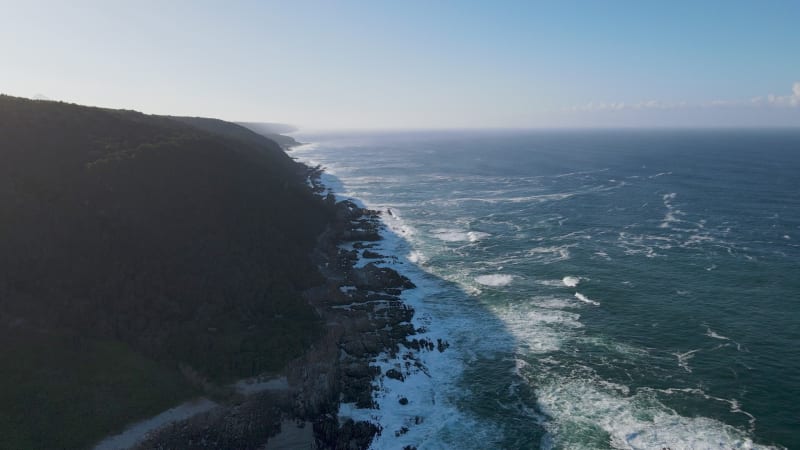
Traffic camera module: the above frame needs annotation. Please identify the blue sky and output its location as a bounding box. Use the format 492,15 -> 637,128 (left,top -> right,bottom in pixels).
1,0 -> 798,129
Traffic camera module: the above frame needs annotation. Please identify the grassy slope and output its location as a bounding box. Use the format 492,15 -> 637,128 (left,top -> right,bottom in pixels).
0,96 -> 331,449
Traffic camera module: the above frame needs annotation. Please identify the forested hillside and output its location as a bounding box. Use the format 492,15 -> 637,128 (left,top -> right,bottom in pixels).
236,121 -> 302,149
0,95 -> 331,449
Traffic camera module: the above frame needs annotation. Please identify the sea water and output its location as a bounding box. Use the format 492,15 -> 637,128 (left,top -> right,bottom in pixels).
292,129 -> 800,449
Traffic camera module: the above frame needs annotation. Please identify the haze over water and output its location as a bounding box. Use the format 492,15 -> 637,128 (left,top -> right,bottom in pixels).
294,129 -> 800,449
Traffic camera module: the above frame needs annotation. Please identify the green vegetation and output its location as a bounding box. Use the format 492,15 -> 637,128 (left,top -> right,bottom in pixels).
0,331 -> 197,449
0,95 -> 333,448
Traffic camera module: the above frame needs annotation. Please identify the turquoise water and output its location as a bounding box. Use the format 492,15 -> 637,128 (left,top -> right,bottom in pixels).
294,130 -> 800,449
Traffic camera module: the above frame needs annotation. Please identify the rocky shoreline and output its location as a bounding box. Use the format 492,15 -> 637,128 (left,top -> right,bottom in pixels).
124,167 -> 426,449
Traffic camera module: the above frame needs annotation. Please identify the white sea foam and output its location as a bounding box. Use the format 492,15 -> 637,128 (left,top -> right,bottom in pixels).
645,387 -> 759,433
497,304 -> 583,354
577,336 -> 651,358
553,168 -> 609,178
442,192 -> 576,204
475,274 -> 515,286
535,378 -> 774,450
574,292 -> 600,306
617,232 -> 674,258
594,251 -> 612,260
530,296 -> 580,310
674,349 -> 701,373
432,228 -> 491,242
294,144 -> 493,449
660,192 -> 686,229
705,327 -> 731,341
561,276 -> 580,287
526,245 -> 573,264
465,231 -> 491,242
704,327 -> 744,351
332,242 -> 483,449
551,230 -> 594,241
407,250 -> 427,264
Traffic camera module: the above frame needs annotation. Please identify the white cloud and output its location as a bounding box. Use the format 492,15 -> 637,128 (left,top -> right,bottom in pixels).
566,81 -> 800,112
567,100 -> 683,112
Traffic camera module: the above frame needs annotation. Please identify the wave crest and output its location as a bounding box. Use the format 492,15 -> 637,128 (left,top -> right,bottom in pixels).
475,274 -> 515,286
562,276 -> 580,287
574,292 -> 600,306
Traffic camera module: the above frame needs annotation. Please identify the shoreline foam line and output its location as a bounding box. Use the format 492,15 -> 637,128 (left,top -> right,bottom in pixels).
297,152 -> 474,449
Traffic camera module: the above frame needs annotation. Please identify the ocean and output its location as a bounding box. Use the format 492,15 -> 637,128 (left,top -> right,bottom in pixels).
292,129 -> 800,449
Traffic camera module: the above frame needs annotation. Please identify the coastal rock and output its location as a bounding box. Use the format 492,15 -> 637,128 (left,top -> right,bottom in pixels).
350,263 -> 416,291
343,362 -> 377,380
361,250 -> 384,259
342,229 -> 382,242
334,200 -> 363,220
314,418 -> 380,450
385,368 -> 405,381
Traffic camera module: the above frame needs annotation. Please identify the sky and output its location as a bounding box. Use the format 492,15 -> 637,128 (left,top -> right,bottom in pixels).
1,0 -> 799,130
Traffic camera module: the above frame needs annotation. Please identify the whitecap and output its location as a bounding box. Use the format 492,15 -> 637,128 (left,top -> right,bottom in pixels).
674,349 -> 700,373
574,292 -> 600,306
475,274 -> 515,287
659,211 -> 678,228
705,327 -> 731,341
704,327 -> 744,351
432,228 -> 491,242
593,251 -> 612,260
432,229 -> 467,242
562,276 -> 580,287
659,192 -> 686,228
407,250 -> 427,264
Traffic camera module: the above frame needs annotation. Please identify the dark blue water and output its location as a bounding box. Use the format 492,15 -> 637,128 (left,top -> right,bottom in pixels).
294,129 -> 800,449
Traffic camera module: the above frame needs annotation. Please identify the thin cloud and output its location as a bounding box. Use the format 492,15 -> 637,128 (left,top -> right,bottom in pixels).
566,82 -> 800,112
749,82 -> 800,107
